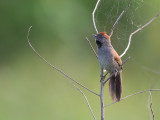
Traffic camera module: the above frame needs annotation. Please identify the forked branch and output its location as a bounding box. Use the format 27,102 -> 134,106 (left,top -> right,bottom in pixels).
92,0 -> 160,59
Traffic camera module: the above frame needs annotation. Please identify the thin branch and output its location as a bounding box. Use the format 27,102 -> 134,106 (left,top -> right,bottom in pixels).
120,13 -> 160,58
103,56 -> 130,85
72,84 -> 96,120
27,26 -> 100,96
86,37 -> 98,58
92,0 -> 101,34
109,0 -> 132,37
148,91 -> 155,120
104,89 -> 160,107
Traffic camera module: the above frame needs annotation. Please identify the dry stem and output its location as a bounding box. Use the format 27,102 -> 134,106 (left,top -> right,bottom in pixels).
27,0 -> 160,119
148,91 -> 154,120
100,68 -> 104,120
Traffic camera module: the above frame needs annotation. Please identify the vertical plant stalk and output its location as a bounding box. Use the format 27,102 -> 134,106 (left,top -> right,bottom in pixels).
100,80 -> 104,120
100,69 -> 104,120
148,91 -> 155,120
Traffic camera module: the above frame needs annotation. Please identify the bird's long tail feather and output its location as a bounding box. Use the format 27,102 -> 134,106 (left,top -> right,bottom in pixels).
109,71 -> 122,102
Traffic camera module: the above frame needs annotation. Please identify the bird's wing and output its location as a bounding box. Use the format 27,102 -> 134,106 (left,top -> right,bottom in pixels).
113,49 -> 122,66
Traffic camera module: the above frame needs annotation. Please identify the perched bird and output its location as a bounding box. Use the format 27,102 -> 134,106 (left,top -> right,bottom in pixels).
95,32 -> 122,101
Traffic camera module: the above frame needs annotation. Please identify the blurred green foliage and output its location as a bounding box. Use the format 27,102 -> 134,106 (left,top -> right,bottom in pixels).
0,0 -> 160,120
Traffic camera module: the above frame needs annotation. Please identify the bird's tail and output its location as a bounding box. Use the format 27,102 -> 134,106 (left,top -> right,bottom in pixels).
109,71 -> 122,102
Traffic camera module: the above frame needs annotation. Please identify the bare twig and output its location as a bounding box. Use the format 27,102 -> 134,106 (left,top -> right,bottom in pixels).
105,89 -> 160,107
103,56 -> 130,85
92,0 -> 100,34
27,26 -> 100,96
148,91 -> 155,120
86,37 -> 98,58
109,0 -> 132,37
120,13 -> 160,58
72,84 -> 96,120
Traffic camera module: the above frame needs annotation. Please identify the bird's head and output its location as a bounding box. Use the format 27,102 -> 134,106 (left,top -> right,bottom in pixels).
94,32 -> 111,48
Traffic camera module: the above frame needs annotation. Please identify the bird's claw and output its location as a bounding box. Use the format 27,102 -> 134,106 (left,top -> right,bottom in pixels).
100,76 -> 105,82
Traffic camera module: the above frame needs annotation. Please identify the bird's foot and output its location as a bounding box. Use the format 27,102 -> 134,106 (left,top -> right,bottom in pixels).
100,76 -> 105,82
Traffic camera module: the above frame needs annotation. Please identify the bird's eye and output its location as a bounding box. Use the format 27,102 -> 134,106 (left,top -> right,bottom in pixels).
96,40 -> 102,48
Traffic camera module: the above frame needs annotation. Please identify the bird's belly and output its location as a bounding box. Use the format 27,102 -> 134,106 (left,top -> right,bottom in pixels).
98,54 -> 117,73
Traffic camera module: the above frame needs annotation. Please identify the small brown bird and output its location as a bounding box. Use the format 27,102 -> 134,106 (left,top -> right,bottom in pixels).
95,32 -> 122,101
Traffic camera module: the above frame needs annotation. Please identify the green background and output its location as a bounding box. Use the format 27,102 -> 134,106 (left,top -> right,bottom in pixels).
0,0 -> 160,120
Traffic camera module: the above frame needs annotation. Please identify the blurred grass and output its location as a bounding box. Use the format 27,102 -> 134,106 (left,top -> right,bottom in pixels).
0,0 -> 160,120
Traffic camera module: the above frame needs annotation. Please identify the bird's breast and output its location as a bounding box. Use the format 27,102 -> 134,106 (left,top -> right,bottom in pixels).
97,48 -> 114,72
97,46 -> 121,73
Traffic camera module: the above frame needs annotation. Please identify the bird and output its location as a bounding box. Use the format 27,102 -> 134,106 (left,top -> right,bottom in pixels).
94,32 -> 122,102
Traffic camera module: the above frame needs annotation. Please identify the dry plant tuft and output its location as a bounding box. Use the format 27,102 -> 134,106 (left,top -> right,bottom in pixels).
27,0 -> 160,120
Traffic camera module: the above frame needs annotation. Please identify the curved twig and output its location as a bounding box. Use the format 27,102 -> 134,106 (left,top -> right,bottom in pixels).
92,0 -> 101,34
27,26 -> 100,96
120,13 -> 160,58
